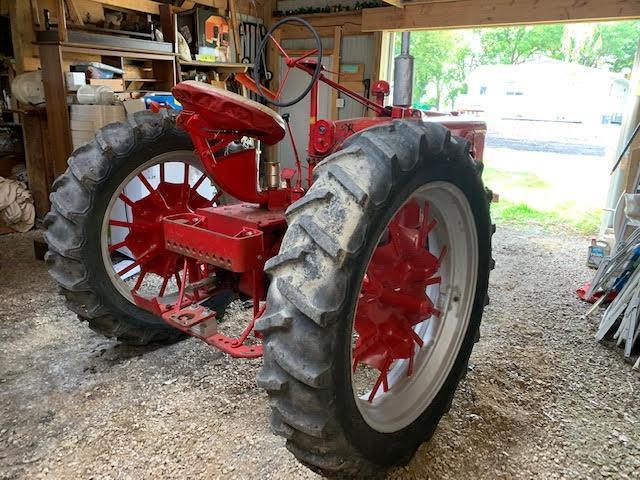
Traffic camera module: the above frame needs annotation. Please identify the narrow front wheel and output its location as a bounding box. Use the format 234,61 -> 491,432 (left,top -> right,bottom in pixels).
257,119 -> 493,476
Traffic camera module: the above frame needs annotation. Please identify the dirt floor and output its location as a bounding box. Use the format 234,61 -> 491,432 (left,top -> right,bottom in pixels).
1,225 -> 639,480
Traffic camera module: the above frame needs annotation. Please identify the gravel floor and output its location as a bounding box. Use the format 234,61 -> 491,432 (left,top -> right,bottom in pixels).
1,225 -> 639,480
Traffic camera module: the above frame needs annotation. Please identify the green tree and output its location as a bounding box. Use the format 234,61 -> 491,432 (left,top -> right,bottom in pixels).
597,21 -> 640,71
562,21 -> 640,72
403,31 -> 473,109
479,25 -> 565,64
562,24 -> 602,68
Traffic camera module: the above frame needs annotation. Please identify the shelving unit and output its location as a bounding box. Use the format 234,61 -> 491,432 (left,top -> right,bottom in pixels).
36,40 -> 177,177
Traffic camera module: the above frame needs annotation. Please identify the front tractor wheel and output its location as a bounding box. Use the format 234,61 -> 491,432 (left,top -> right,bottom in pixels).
257,120 -> 492,475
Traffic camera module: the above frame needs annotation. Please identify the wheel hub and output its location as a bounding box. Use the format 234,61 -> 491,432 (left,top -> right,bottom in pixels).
353,199 -> 445,401
102,155 -> 218,302
115,169 -> 215,279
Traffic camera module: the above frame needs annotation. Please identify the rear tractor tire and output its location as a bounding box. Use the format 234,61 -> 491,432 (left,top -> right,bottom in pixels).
45,110 -> 222,345
257,119 -> 493,476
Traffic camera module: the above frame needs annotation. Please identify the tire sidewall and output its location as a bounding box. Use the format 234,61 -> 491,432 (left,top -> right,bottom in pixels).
335,153 -> 491,464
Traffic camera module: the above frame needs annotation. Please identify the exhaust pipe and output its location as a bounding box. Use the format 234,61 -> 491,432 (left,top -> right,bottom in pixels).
392,31 -> 414,108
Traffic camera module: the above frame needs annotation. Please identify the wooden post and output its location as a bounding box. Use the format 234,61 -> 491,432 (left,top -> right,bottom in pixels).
65,0 -> 84,25
228,0 -> 242,63
39,44 -> 73,177
9,0 -> 38,74
55,0 -> 68,42
330,26 -> 341,120
22,109 -> 54,218
159,4 -> 179,81
159,4 -> 177,44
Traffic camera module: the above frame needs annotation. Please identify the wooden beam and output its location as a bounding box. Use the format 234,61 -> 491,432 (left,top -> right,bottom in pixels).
96,0 -> 161,15
66,0 -> 84,25
55,0 -> 68,42
228,0 -> 242,62
31,0 -> 41,26
39,44 -> 73,177
362,0 -> 640,31
9,0 -> 38,74
280,23 -> 363,39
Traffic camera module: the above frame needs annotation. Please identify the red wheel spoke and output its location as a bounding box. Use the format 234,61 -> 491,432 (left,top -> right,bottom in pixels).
367,360 -> 391,403
108,240 -> 128,253
117,257 -> 143,277
410,328 -> 424,348
132,268 -> 148,292
270,34 -> 289,59
119,193 -> 135,207
276,67 -> 292,99
183,163 -> 190,183
438,245 -> 448,265
192,173 -> 206,192
425,276 -> 441,286
109,218 -> 156,231
137,173 -> 155,193
293,48 -> 319,64
137,172 -> 169,209
109,219 -> 133,229
367,372 -> 384,403
116,245 -> 157,277
418,201 -> 432,246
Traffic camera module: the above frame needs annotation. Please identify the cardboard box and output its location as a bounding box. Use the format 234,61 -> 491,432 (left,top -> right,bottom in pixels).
89,78 -> 125,91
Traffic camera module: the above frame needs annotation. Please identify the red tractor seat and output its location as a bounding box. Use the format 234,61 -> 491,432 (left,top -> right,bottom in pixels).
172,80 -> 286,145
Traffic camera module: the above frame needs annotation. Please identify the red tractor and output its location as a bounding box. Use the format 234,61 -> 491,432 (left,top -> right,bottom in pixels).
45,19 -> 493,476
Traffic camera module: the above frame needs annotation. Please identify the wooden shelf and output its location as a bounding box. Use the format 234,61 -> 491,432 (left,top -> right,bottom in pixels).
123,78 -> 158,82
36,41 -> 178,60
179,60 -> 252,71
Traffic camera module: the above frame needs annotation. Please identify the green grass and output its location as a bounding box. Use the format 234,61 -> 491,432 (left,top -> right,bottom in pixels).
482,161 -> 602,236
483,167 -> 550,190
491,200 -> 600,235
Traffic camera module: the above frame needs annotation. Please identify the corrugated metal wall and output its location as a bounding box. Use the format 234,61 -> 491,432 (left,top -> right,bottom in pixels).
339,35 -> 374,119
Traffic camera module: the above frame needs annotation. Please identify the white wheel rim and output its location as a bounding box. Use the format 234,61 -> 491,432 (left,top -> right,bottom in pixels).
351,181 -> 478,433
100,151 -> 218,304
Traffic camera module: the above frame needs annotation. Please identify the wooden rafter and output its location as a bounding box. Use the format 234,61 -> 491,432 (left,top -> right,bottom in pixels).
363,0 -> 640,31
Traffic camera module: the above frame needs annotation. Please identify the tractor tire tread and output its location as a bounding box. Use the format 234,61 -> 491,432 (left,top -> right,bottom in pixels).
45,110 -> 187,345
258,119 -> 492,475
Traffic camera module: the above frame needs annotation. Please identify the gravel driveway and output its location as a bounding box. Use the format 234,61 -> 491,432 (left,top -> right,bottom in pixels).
1,226 -> 638,479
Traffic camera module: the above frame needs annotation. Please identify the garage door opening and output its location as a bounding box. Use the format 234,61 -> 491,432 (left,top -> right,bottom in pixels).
385,21 -> 640,236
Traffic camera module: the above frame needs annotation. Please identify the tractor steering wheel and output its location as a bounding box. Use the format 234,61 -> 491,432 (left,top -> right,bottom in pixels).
253,17 -> 323,107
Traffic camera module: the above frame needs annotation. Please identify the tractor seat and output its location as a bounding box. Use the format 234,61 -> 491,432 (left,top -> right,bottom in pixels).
172,80 -> 286,145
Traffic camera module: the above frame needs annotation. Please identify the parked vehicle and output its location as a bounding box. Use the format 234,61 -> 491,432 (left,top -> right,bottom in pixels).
45,19 -> 493,476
